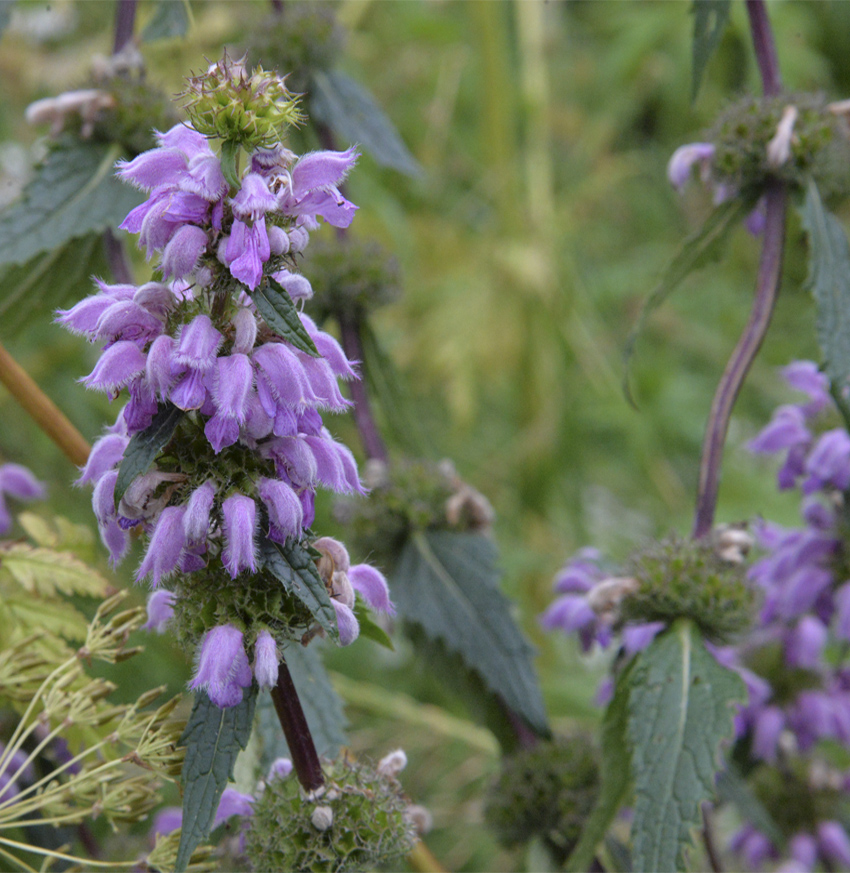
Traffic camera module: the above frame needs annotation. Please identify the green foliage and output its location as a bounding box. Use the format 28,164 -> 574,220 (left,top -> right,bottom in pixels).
565,664 -> 634,873
484,733 -> 599,865
256,642 -> 348,768
352,594 -> 394,650
802,177 -> 850,396
254,276 -> 321,357
141,0 -> 192,42
244,754 -> 418,873
260,537 -> 340,643
622,536 -> 754,641
624,197 -> 752,405
712,94 -> 850,197
175,687 -> 258,873
691,0 -> 732,102
627,619 -> 745,872
0,137 -> 142,269
114,402 -> 183,507
716,765 -> 783,847
392,530 -> 549,738
311,69 -> 423,177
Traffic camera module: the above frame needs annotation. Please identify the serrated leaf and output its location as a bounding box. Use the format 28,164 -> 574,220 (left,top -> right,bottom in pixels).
566,663 -> 634,873
627,619 -> 745,872
691,0 -> 731,102
256,642 -> 348,773
353,594 -> 394,650
114,402 -> 183,508
801,178 -> 850,397
253,277 -> 320,357
0,544 -> 108,598
259,537 -> 338,642
5,595 -> 90,641
175,687 -> 257,873
141,0 -> 191,41
392,531 -> 549,738
0,233 -> 107,337
18,511 -> 95,557
0,138 -> 142,268
310,69 -> 422,178
624,196 -> 751,405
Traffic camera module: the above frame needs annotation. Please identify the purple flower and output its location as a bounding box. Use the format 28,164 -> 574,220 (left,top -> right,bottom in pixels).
82,341 -> 147,394
667,142 -> 715,190
76,433 -> 128,486
748,405 -> 810,455
751,705 -> 784,762
785,616 -> 828,668
621,621 -> 665,656
782,361 -> 831,417
253,630 -> 278,689
803,429 -> 850,494
817,821 -> 850,867
257,477 -> 303,541
267,757 -> 293,781
183,480 -> 216,546
277,147 -> 360,230
161,224 -> 208,279
136,505 -> 187,587
221,494 -> 257,578
190,624 -> 253,707
175,315 -> 223,371
332,600 -> 360,646
144,589 -> 175,633
349,564 -> 395,615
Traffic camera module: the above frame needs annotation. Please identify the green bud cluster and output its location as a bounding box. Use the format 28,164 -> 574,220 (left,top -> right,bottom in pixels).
244,755 -> 418,873
483,734 -> 599,865
333,459 -> 459,567
245,5 -> 345,97
92,74 -> 180,156
710,93 -> 850,198
304,237 -> 402,323
180,51 -> 303,149
621,537 -> 755,642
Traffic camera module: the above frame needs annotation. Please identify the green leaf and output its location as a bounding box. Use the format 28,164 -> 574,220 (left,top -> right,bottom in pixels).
565,663 -> 634,873
253,277 -> 320,357
141,0 -> 191,41
623,196 -> 751,406
0,233 -> 108,338
0,138 -> 142,268
114,402 -> 183,508
0,544 -> 109,598
5,595 -> 90,642
627,619 -> 745,872
353,595 -> 394,650
310,69 -> 422,177
256,643 -> 348,772
392,531 -> 549,738
175,687 -> 257,873
716,765 -> 783,847
0,3 -> 12,40
259,537 -> 339,642
691,0 -> 731,102
801,178 -> 850,396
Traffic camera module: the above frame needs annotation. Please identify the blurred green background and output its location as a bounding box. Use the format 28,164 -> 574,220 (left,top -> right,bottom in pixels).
1,1 -> 848,868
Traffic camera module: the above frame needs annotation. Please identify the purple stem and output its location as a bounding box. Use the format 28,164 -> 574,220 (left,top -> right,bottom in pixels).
692,0 -> 786,539
270,658 -> 324,792
693,181 -> 787,539
102,229 -> 133,284
112,0 -> 137,55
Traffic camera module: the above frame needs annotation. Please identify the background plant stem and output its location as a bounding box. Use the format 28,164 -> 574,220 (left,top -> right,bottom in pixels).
693,0 -> 785,539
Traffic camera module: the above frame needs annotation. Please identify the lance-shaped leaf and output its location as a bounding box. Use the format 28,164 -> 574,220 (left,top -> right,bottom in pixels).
623,196 -> 751,406
252,277 -> 320,357
627,619 -> 745,872
256,643 -> 348,772
141,0 -> 192,41
0,138 -> 142,268
114,402 -> 183,508
259,537 -> 339,642
0,233 -> 108,337
353,594 -> 394,650
392,531 -> 549,738
691,0 -> 731,102
310,69 -> 422,178
175,687 -> 257,873
801,178 -> 850,396
566,663 -> 634,873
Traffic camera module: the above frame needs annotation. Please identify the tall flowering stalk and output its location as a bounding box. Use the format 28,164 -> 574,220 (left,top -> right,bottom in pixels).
57,55 -> 393,732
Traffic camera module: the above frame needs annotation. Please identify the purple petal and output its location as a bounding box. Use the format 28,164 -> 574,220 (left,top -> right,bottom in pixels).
539,594 -> 595,633
213,787 -> 254,828
752,705 -> 784,762
349,564 -> 395,615
116,148 -> 188,190
55,295 -> 115,337
143,589 -> 175,633
257,477 -> 303,540
145,334 -> 177,399
782,361 -> 831,415
76,433 -> 128,486
818,822 -> 850,868
190,624 -> 253,707
253,630 -> 278,689
213,354 -> 253,422
667,142 -> 715,190
170,370 -> 208,411
136,505 -> 187,587
175,315 -> 223,371
271,268 -> 313,301
621,621 -> 665,656
82,341 -> 146,392
231,172 -> 276,220
161,224 -> 208,279
748,405 -> 810,454
204,414 -> 241,454
221,494 -> 257,578
332,600 -> 360,646
267,758 -> 293,780
183,480 -> 216,545
0,464 -> 45,501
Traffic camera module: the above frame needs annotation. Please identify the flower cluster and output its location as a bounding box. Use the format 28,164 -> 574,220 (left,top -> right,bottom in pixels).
59,59 -> 392,707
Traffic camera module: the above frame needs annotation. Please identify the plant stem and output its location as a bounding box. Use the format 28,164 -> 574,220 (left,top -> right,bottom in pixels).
112,0 -> 137,55
339,312 -> 389,463
746,0 -> 782,96
270,657 -> 324,792
692,0 -> 785,539
0,343 -> 90,467
693,181 -> 787,539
